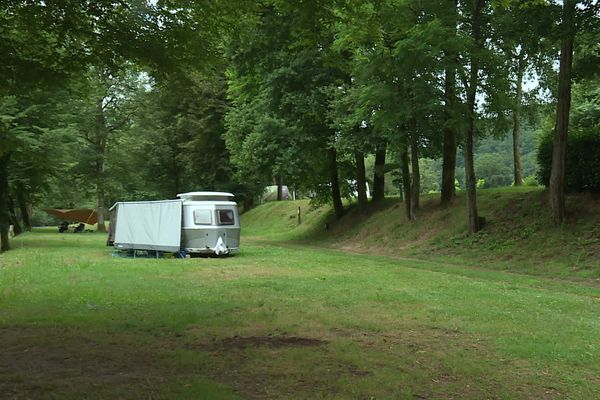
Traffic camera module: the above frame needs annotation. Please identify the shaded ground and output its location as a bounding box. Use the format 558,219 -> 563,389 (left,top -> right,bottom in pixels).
1,325 -> 560,400
0,327 -> 236,400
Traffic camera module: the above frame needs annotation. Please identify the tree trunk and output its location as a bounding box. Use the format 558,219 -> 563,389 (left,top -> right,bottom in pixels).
95,98 -> 107,233
400,148 -> 412,220
96,168 -> 106,232
440,0 -> 458,207
0,153 -> 11,252
464,0 -> 484,235
276,175 -> 283,201
464,133 -> 479,234
355,152 -> 368,213
512,51 -> 525,186
173,162 -> 181,197
243,195 -> 254,213
8,196 -> 22,236
410,131 -> 420,220
16,182 -> 32,231
329,148 -> 344,219
549,0 -> 575,225
168,141 -> 181,197
441,85 -> 457,205
372,143 -> 386,202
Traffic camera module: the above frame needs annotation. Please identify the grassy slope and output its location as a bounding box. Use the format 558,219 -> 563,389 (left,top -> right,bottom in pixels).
242,188 -> 600,279
1,230 -> 600,399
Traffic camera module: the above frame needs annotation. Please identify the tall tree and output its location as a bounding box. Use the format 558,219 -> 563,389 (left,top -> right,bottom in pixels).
0,153 -> 9,252
409,129 -> 420,220
400,147 -> 412,220
440,0 -> 460,206
354,151 -> 369,212
0,2 -> 84,251
0,0 -> 165,250
66,67 -> 144,232
334,0 -> 447,217
372,143 -> 387,202
226,2 -> 349,216
495,2 -> 557,188
549,0 -> 576,224
327,84 -> 371,213
463,0 -> 485,234
512,50 -> 525,186
0,96 -> 54,250
129,74 -> 233,199
0,0 -> 246,249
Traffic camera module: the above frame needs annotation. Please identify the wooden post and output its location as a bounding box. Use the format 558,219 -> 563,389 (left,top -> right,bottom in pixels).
297,206 -> 301,225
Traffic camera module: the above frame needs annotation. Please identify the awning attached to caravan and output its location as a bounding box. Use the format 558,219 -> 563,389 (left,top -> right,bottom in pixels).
112,200 -> 182,252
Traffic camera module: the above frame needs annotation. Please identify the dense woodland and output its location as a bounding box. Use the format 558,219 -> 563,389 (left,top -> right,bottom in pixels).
1,0 -> 599,252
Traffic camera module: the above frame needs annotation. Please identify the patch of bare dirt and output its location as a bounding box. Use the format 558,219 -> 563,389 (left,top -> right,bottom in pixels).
192,334 -> 371,400
0,326 -> 194,399
215,335 -> 325,350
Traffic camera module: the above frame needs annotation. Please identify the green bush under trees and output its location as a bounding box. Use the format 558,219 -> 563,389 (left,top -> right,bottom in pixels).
537,82 -> 600,193
538,130 -> 600,193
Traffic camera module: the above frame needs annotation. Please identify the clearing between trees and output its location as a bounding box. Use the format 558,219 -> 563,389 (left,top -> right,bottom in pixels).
244,187 -> 600,281
1,188 -> 599,399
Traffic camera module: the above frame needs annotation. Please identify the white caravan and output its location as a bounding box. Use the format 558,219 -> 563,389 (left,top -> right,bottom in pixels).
109,192 -> 240,256
178,192 -> 240,255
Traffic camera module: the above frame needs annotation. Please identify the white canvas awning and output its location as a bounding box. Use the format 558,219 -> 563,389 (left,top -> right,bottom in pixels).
113,200 -> 182,252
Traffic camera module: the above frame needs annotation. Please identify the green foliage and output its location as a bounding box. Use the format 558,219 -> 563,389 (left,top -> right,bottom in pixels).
455,121 -> 541,189
537,81 -> 600,193
475,154 -> 513,188
538,130 -> 600,193
124,74 -> 234,199
1,0 -> 599,245
0,97 -> 39,157
1,91 -> 79,209
523,175 -> 539,186
225,3 -> 344,200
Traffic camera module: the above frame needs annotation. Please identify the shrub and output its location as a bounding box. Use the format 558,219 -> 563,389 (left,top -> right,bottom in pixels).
537,129 -> 600,193
523,175 -> 539,187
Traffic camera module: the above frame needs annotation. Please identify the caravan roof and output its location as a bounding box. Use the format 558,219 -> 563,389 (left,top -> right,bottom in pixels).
176,192 -> 234,201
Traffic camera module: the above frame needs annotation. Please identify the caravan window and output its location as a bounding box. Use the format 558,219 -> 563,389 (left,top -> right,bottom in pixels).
193,210 -> 212,225
217,209 -> 235,225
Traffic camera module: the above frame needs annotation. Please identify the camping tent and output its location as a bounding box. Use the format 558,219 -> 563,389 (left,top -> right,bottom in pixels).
43,208 -> 98,225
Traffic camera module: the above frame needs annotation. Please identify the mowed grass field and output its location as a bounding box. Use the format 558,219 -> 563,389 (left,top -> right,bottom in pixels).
1,229 -> 600,399
243,188 -> 600,280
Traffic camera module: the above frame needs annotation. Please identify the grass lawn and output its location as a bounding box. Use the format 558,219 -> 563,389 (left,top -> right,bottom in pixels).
1,229 -> 600,399
243,188 -> 600,280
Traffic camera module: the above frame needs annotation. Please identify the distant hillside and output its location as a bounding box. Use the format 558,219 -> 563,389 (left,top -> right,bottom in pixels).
242,188 -> 600,280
